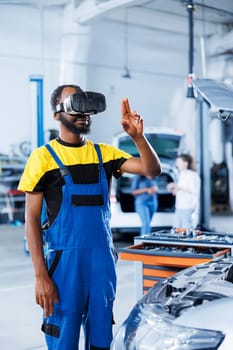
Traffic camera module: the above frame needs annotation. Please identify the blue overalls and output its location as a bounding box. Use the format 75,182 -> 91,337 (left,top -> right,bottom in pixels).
41,143 -> 116,350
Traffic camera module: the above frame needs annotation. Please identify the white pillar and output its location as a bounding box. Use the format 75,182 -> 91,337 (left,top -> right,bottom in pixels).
209,118 -> 224,164
226,142 -> 233,211
60,3 -> 90,88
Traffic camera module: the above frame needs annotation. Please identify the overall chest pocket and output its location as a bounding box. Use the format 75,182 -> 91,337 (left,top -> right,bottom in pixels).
72,194 -> 104,206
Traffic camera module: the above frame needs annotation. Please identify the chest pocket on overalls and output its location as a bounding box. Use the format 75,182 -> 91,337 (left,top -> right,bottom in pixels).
45,142 -> 106,208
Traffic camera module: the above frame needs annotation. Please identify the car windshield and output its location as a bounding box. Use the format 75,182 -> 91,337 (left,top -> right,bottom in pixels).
119,133 -> 181,159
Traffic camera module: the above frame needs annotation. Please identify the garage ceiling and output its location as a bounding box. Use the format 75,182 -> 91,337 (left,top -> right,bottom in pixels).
0,0 -> 67,6
73,0 -> 233,36
0,0 -> 233,36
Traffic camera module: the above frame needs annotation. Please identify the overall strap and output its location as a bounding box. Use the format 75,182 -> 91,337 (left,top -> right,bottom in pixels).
94,143 -> 103,167
45,143 -> 73,185
94,143 -> 109,205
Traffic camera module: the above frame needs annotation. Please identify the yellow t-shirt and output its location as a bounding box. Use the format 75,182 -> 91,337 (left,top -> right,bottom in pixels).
18,138 -> 131,224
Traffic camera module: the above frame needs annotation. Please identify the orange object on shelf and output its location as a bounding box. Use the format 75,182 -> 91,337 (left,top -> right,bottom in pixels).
119,238 -> 231,295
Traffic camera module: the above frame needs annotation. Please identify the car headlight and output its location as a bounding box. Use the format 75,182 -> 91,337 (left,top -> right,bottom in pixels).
111,303 -> 224,350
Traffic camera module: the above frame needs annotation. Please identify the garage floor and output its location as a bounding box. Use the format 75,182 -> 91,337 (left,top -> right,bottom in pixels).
0,213 -> 232,350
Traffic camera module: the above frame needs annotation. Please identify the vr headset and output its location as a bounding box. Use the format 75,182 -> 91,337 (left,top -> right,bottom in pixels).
55,91 -> 106,116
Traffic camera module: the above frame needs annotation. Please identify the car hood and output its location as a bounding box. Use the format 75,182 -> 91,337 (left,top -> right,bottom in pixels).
175,295 -> 233,331
111,258 -> 233,350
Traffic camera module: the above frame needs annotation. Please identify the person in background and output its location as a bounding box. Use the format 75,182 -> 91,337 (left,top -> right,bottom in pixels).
18,83 -> 161,350
167,153 -> 200,229
131,174 -> 159,236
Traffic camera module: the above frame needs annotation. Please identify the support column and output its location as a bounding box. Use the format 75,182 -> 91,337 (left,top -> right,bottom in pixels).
196,96 -> 211,229
29,75 -> 44,148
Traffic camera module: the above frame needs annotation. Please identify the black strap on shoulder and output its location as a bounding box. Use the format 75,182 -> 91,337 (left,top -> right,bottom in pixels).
45,143 -> 72,183
94,143 -> 103,166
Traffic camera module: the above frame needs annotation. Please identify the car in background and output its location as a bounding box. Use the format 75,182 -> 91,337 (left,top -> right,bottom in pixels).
110,127 -> 186,233
111,257 -> 233,349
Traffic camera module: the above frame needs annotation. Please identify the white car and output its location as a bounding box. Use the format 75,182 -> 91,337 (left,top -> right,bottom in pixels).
111,257 -> 233,349
110,127 -> 186,233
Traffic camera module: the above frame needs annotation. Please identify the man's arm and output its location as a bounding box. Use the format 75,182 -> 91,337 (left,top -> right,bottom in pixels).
120,98 -> 161,177
25,192 -> 59,317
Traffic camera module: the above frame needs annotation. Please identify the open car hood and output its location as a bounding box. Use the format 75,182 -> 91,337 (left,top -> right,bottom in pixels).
193,79 -> 233,120
111,257 -> 233,350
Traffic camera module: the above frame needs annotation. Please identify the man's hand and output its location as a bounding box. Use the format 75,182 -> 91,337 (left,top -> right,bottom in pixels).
35,274 -> 59,318
120,97 -> 161,177
121,98 -> 143,139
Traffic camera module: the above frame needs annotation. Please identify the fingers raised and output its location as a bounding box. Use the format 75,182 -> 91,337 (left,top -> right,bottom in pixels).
121,98 -> 131,116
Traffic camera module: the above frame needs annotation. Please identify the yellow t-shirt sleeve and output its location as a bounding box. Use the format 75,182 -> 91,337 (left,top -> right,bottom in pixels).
18,147 -> 58,192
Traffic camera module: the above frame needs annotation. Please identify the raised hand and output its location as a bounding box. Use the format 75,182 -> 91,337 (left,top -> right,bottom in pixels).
121,98 -> 143,139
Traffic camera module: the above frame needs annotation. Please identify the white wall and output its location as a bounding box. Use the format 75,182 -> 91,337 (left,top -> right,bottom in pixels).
0,5 -> 62,155
80,17 -> 202,151
0,3 -> 218,158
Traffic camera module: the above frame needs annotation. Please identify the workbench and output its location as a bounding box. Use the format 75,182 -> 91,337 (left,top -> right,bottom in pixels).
119,229 -> 233,298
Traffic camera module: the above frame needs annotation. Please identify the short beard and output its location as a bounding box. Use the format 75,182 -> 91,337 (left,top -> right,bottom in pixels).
59,113 -> 91,135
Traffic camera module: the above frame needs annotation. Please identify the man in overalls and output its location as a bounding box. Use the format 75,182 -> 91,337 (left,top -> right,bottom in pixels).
18,84 -> 161,350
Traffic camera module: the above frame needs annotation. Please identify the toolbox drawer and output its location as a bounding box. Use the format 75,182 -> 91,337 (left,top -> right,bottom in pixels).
120,242 -> 230,267
120,243 -> 230,294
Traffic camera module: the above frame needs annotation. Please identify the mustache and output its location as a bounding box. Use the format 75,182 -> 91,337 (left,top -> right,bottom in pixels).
62,114 -> 91,121
59,113 -> 92,135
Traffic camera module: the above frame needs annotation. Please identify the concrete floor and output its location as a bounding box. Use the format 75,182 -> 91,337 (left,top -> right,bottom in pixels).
0,224 -> 136,350
0,213 -> 233,350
